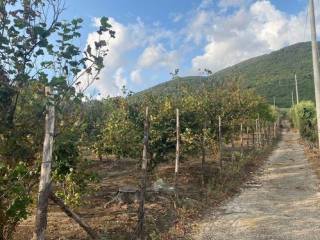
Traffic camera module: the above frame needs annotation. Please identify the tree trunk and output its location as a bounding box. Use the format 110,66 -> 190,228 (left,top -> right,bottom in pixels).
33,87 -> 55,240
137,107 -> 149,240
49,192 -> 99,240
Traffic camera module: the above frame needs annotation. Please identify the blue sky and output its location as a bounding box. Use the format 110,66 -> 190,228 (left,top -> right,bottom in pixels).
62,0 -> 312,97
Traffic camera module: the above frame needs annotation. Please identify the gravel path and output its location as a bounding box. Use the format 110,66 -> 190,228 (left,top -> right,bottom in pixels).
195,130 -> 320,240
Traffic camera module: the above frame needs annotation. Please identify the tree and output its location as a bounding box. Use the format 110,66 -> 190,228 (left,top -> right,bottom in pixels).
0,0 -> 115,239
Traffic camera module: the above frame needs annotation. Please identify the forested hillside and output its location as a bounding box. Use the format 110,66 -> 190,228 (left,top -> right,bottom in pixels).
137,42 -> 316,107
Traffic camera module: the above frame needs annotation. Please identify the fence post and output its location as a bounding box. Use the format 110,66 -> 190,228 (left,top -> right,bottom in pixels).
175,108 -> 180,185
246,126 -> 249,147
33,87 -> 55,240
231,125 -> 235,162
201,119 -> 207,185
218,116 -> 223,170
137,106 -> 149,240
240,123 -> 243,156
255,119 -> 259,148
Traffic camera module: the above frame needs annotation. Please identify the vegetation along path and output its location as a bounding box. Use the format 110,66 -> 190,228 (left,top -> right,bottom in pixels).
195,129 -> 320,240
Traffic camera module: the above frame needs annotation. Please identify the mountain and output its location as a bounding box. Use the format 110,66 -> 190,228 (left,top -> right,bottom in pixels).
136,42 -> 316,108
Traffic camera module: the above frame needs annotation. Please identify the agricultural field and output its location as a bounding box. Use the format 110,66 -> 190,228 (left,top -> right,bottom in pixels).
2,1 -> 320,240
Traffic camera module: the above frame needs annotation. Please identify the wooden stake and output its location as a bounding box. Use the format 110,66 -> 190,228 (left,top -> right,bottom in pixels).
175,108 -> 180,184
258,117 -> 261,148
295,73 -> 299,104
201,120 -> 206,185
231,126 -> 235,162
255,119 -> 258,148
252,125 -> 255,147
246,126 -> 249,147
33,87 -> 55,240
49,192 -> 99,239
240,123 -> 243,156
137,107 -> 149,239
218,116 -> 223,169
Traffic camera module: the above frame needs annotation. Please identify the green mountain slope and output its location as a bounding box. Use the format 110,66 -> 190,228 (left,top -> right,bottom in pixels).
136,42 -> 316,107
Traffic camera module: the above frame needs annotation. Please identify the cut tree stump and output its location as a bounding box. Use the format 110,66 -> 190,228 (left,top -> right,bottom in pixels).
118,186 -> 140,204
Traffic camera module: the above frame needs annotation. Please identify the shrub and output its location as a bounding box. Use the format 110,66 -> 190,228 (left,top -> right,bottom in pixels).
290,101 -> 317,142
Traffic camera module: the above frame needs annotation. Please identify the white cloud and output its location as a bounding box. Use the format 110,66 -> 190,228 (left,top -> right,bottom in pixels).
81,0 -> 318,97
82,16 -> 179,97
114,67 -> 127,90
130,69 -> 142,84
191,0 -> 309,73
137,43 -> 180,70
83,17 -> 147,96
171,13 -> 183,23
198,0 -> 213,10
218,0 -> 250,9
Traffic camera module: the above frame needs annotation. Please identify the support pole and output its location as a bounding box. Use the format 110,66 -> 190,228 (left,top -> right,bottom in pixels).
218,116 -> 222,169
246,126 -> 249,147
137,107 -> 149,239
240,123 -> 243,156
310,0 -> 320,148
49,192 -> 99,239
255,119 -> 259,148
292,90 -> 294,107
33,87 -> 55,240
175,108 -> 180,184
295,74 -> 299,104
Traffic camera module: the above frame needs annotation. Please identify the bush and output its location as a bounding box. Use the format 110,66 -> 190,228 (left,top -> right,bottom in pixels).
290,101 -> 317,142
0,162 -> 35,240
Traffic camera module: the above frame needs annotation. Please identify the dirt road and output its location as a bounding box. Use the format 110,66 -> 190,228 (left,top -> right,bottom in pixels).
195,130 -> 320,240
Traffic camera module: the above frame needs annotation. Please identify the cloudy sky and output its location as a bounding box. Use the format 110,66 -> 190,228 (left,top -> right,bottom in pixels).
63,0 -> 314,97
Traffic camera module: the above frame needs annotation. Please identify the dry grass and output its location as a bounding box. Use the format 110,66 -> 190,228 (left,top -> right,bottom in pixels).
14,140 -> 277,240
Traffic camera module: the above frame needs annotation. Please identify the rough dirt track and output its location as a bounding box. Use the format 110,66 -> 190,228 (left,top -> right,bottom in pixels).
195,129 -> 320,240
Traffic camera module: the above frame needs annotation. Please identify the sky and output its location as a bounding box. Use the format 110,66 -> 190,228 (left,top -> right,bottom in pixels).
61,0 -> 315,97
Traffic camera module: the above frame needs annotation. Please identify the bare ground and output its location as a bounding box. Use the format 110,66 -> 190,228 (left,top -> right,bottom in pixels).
194,129 -> 320,240
14,135 -> 275,240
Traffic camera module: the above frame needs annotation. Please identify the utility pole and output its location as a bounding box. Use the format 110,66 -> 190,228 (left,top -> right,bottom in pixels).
310,0 -> 320,148
295,73 -> 299,104
273,97 -> 276,109
291,91 -> 294,107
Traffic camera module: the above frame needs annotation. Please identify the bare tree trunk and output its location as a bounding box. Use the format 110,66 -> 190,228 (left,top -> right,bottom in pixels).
33,87 -> 55,240
49,193 -> 99,240
175,108 -> 180,185
137,107 -> 149,240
